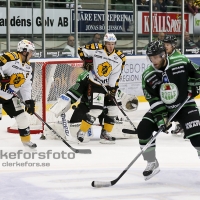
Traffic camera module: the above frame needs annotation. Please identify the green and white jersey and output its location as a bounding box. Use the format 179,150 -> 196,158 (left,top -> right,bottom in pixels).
66,70 -> 89,104
142,54 -> 200,120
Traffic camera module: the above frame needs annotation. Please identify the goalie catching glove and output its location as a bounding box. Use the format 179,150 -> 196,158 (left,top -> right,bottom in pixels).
115,89 -> 138,111
50,94 -> 71,118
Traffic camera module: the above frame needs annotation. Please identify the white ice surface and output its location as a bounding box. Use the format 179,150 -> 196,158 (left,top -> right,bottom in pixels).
0,101 -> 200,200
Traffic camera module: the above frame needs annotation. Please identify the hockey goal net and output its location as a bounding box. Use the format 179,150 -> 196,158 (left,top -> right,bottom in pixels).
7,58 -> 83,134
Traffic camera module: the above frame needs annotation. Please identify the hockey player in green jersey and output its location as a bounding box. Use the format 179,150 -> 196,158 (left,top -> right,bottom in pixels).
163,35 -> 184,135
163,35 -> 181,57
137,40 -> 200,181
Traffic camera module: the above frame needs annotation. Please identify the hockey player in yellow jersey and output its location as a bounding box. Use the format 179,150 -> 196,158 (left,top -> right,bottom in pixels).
0,39 -> 37,149
77,33 -> 126,144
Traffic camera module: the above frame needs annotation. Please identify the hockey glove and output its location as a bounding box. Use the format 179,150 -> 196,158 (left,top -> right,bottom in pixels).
188,85 -> 200,98
0,74 -> 10,93
84,57 -> 93,71
25,100 -> 35,115
154,113 -> 172,132
107,87 -> 117,101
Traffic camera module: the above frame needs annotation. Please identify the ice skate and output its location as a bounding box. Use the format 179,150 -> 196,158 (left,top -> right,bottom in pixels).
23,141 -> 37,149
100,129 -> 115,144
77,129 -> 86,142
143,159 -> 160,181
171,124 -> 183,135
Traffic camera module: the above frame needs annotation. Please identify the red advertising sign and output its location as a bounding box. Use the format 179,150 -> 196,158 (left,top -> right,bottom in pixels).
142,12 -> 189,34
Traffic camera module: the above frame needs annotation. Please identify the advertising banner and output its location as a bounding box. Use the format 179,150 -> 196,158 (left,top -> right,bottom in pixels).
193,13 -> 200,34
71,9 -> 134,34
138,12 -> 190,34
118,56 -> 150,96
0,8 -> 70,34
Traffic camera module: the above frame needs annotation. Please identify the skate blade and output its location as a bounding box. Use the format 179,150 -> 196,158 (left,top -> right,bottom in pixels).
99,139 -> 115,144
144,168 -> 160,181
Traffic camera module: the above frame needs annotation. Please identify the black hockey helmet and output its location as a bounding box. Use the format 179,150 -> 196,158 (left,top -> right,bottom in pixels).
146,40 -> 166,56
163,35 -> 177,46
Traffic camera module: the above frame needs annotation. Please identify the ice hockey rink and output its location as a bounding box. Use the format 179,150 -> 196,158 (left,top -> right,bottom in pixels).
0,100 -> 200,200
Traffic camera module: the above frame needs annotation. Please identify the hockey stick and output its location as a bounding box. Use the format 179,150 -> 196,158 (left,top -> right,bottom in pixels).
91,70 -> 136,131
91,95 -> 191,187
10,90 -> 92,154
122,129 -> 137,134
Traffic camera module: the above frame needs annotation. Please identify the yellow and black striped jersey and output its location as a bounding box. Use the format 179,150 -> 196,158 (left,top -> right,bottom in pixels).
78,43 -> 126,88
0,52 -> 32,101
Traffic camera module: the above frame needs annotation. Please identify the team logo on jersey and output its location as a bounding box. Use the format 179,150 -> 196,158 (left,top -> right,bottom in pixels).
97,62 -> 112,77
10,73 -> 25,88
160,83 -> 178,104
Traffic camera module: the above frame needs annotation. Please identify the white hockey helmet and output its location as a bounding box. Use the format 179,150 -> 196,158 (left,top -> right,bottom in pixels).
103,33 -> 117,43
17,39 -> 35,53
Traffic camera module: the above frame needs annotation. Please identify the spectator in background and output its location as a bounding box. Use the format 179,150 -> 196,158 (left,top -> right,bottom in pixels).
158,32 -> 165,41
185,0 -> 198,16
87,34 -> 101,45
63,36 -> 75,57
179,31 -> 199,54
157,0 -> 167,12
66,0 -> 82,8
137,0 -> 149,11
194,0 -> 200,8
153,0 -> 160,11
172,0 -> 182,12
0,1 -> 6,6
195,35 -> 200,48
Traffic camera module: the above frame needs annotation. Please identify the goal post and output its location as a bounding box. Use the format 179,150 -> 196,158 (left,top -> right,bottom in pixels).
7,58 -> 83,134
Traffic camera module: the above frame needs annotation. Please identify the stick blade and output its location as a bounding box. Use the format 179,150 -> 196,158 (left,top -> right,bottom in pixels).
74,149 -> 92,154
91,181 -> 112,188
122,129 -> 137,134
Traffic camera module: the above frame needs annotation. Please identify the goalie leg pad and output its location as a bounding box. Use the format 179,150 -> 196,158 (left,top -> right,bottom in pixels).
50,94 -> 71,118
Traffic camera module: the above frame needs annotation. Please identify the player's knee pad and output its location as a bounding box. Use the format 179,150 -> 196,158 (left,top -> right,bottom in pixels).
89,109 -> 102,118
107,106 -> 118,116
15,112 -> 29,129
